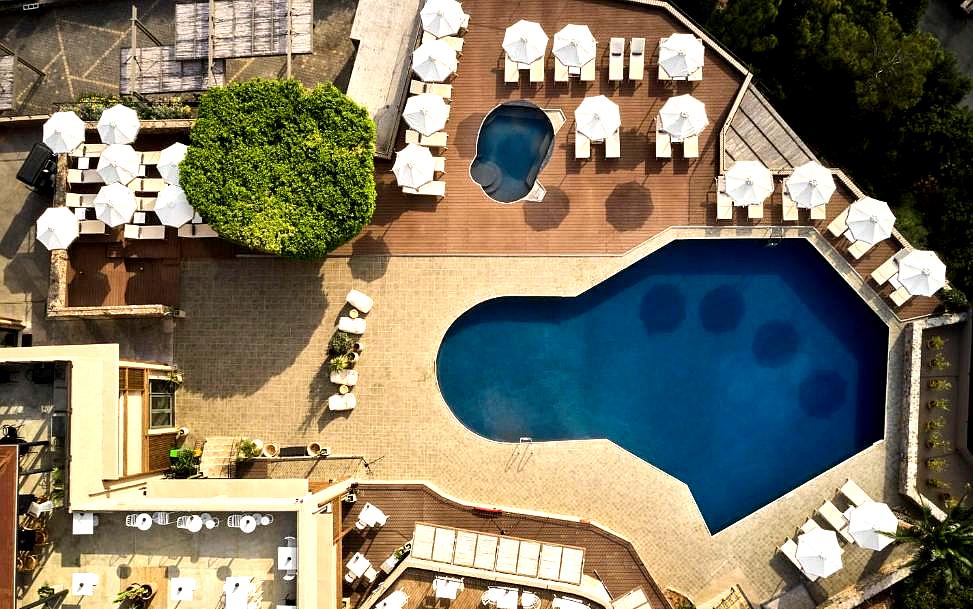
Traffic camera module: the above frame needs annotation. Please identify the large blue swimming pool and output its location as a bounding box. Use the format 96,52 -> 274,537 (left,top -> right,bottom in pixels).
437,239 -> 889,532
471,101 -> 554,203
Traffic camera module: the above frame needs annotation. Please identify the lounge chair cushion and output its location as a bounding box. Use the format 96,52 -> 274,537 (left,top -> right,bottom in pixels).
346,289 -> 374,313
338,317 -> 366,335
330,369 -> 358,386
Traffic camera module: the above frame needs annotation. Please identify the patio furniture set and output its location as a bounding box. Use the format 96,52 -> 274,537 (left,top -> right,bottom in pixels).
71,511 -> 275,535
329,289 -> 374,412
15,496 -> 54,573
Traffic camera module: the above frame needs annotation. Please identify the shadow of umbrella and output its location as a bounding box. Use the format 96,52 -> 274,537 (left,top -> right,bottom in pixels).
349,234 -> 390,281
605,181 -> 653,231
67,266 -> 111,307
523,186 -> 569,231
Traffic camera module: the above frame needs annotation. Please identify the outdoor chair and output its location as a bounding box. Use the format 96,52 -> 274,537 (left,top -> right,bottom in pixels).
261,514 -> 274,525
605,130 -> 620,159
688,67 -> 702,81
177,224 -> 194,238
434,156 -> 446,175
839,479 -> 873,507
330,369 -> 359,387
125,514 -> 138,527
817,501 -> 854,544
205,517 -> 220,529
609,38 -> 625,81
193,224 -> 218,238
810,203 -> 827,220
580,58 -> 596,81
427,83 -> 452,99
227,514 -> 243,529
575,133 -> 591,159
363,567 -> 378,583
890,286 -> 912,307
657,64 -> 672,81
420,132 -> 448,149
554,56 -> 569,82
284,536 -> 296,547
682,135 -> 699,158
402,180 -> 446,199
176,516 -> 191,529
504,57 -> 520,83
629,37 -> 645,80
283,570 -> 296,582
778,538 -> 819,581
344,572 -> 356,584
152,512 -> 171,525
528,57 -> 544,82
800,517 -> 821,534
871,252 -> 904,285
748,202 -> 764,220
655,132 -> 671,158
781,185 -> 799,221
410,79 -> 426,95
846,238 -> 875,260
826,207 -> 849,237
355,520 -> 368,531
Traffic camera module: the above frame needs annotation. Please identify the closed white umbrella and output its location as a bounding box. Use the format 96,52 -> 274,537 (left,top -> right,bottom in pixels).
35,207 -> 79,250
503,20 -> 548,65
94,183 -> 137,227
574,95 -> 620,142
412,39 -> 458,83
420,0 -> 465,38
785,161 -> 835,209
43,111 -> 86,154
725,160 -> 774,206
658,94 -> 708,141
846,197 -> 895,244
154,185 -> 195,227
659,33 -> 704,79
97,104 -> 140,144
157,142 -> 188,185
552,24 -> 596,68
846,502 -> 898,551
392,143 -> 435,189
97,144 -> 140,185
897,250 -> 946,297
796,529 -> 843,579
402,93 -> 450,136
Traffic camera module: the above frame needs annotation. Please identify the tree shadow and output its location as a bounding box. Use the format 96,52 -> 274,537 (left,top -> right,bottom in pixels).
605,181 -> 652,231
753,321 -> 800,368
348,234 -> 390,280
523,186 -> 569,231
798,370 -> 847,418
699,285 -> 745,333
639,283 -> 686,334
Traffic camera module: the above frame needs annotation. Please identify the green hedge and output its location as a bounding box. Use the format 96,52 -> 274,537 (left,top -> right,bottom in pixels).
180,79 -> 376,258
59,94 -> 194,121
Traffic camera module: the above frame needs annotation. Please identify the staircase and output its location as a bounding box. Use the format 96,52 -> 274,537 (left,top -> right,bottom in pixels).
198,436 -> 237,478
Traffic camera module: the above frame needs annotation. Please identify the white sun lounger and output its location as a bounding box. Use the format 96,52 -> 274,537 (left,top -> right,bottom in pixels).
330,369 -> 358,386
516,541 -> 540,577
80,220 -> 107,235
800,517 -> 821,535
575,133 -> 591,159
748,202 -> 764,220
827,207 -> 850,237
327,393 -> 356,411
537,545 -> 562,580
609,38 -> 625,81
558,547 -> 584,584
494,538 -> 519,573
779,538 -> 819,581
612,588 -> 648,609
412,524 -> 436,560
338,316 -> 366,335
682,134 -> 699,158
839,479 -> 873,507
433,527 -> 457,563
846,237 -> 875,260
529,57 -> 544,82
717,192 -> 734,221
658,63 -> 672,81
871,252 -> 903,285
504,56 -> 520,83
810,203 -> 827,220
427,83 -> 452,99
553,597 -> 588,609
818,500 -> 854,543
483,587 -> 518,609
346,289 -> 374,313
890,285 -> 913,307
403,180 -> 446,199
453,530 -> 477,567
629,37 -> 645,80
688,67 -> 702,81
474,534 -> 499,570
655,131 -> 671,158
554,56 -> 569,82
782,185 -> 799,221
580,57 -> 596,81
605,130 -> 620,159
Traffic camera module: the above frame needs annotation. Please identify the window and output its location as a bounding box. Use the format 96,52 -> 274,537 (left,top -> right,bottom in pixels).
149,379 -> 175,429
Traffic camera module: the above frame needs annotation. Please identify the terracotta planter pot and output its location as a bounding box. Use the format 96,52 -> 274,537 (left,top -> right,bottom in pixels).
307,442 -> 322,456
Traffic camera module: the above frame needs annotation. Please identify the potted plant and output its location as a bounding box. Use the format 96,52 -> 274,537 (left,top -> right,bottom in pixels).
263,442 -> 280,458
114,583 -> 154,609
236,438 -> 260,461
37,584 -> 54,600
924,418 -> 945,432
926,477 -> 950,490
346,351 -> 360,364
169,449 -> 198,479
306,441 -> 323,457
353,341 -> 364,353
926,432 -> 951,450
328,331 -> 354,357
926,457 -> 948,472
929,354 -> 951,370
929,379 -> 953,391
927,398 -> 951,411
926,335 -> 947,350
328,354 -> 350,374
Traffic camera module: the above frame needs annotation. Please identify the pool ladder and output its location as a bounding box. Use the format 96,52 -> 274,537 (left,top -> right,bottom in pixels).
766,226 -> 784,247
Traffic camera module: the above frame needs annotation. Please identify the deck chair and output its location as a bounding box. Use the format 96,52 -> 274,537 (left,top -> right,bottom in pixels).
139,225 -> 166,240
629,37 -> 645,80
609,38 -> 625,81
871,252 -> 903,285
421,132 -> 448,149
405,130 -> 421,145
504,56 -> 520,83
658,64 -> 672,81
453,530 -> 477,567
177,224 -> 193,238
575,133 -> 591,159
817,501 -> 854,543
779,539 -> 819,581
580,57 -> 596,81
611,588 -> 648,609
79,220 -> 107,235
748,202 -> 764,220
847,238 -> 875,260
338,316 -> 366,334
410,79 -> 425,95
427,83 -> 452,99
433,156 -> 446,175
605,130 -> 620,159
781,185 -> 799,221
554,56 -> 569,82
827,207 -> 850,237
473,534 -> 498,570
655,132 -> 671,158
717,192 -> 734,221
528,57 -> 544,82
839,479 -> 873,507
682,135 -> 699,158
494,538 -> 519,573
688,67 -> 702,81
890,286 -> 913,307
810,203 -> 827,220
402,180 -> 446,199
432,527 -> 457,563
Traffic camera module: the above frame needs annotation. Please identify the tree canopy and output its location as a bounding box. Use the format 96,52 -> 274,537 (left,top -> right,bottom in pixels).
180,79 -> 376,258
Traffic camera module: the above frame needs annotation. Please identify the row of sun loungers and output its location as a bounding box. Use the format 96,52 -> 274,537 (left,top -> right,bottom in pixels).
328,290 -> 374,412
409,80 -> 452,99
716,177 -> 822,221
575,132 -> 619,160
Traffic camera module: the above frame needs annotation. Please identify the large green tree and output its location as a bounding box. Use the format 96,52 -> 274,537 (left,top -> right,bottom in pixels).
895,502 -> 973,588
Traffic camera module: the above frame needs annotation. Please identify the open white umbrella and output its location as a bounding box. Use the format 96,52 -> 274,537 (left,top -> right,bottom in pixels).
412,39 -> 458,83
846,197 -> 895,244
503,20 -> 548,65
402,93 -> 450,136
393,144 -> 436,189
785,161 -> 835,209
796,529 -> 843,579
97,104 -> 140,144
659,33 -> 704,79
154,185 -> 195,227
35,207 -> 79,250
846,502 -> 898,551
157,142 -> 188,185
97,144 -> 140,185
897,250 -> 947,297
42,111 -> 86,154
725,160 -> 774,206
94,183 -> 137,227
552,24 -> 596,68
574,95 -> 620,142
420,0 -> 465,38
658,94 -> 708,141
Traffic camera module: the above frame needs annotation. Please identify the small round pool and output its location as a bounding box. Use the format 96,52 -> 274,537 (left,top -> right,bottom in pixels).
471,101 -> 555,203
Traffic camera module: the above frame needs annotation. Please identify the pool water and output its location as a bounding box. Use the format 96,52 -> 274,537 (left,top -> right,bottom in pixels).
437,239 -> 889,532
471,101 -> 554,203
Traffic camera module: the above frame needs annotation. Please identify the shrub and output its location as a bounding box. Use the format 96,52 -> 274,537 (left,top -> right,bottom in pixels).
328,331 -> 355,357
927,335 -> 947,351
930,354 -> 952,370
939,287 -> 970,313
926,457 -> 948,472
169,449 -> 197,478
928,398 -> 951,410
328,354 -> 350,373
926,477 -> 951,489
59,94 -> 194,121
924,418 -> 945,432
181,79 -> 376,258
236,438 -> 260,461
929,379 -> 953,391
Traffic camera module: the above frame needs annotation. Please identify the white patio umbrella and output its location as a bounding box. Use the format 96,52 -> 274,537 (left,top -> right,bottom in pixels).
846,197 -> 895,244
154,185 -> 195,227
796,529 -> 843,579
412,39 -> 458,82
725,160 -> 774,207
552,24 -> 596,68
659,33 -> 704,79
35,207 -> 79,250
784,161 -> 835,209
96,144 -> 140,185
97,104 -> 140,144
420,0 -> 465,38
42,111 -> 86,154
392,143 -> 435,189
846,502 -> 898,551
574,95 -> 621,142
503,20 -> 548,65
402,93 -> 450,136
657,94 -> 708,141
157,142 -> 188,185
897,250 -> 947,297
93,182 -> 137,227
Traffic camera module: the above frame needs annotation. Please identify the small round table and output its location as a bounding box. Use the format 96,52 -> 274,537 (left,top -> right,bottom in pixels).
259,514 -> 272,526
239,515 -> 257,534
348,308 -> 360,319
186,515 -> 204,533
136,513 -> 153,531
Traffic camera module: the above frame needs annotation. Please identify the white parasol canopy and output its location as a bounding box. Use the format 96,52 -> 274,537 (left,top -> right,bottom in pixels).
657,94 -> 708,141
846,197 -> 895,244
725,160 -> 774,206
157,142 -> 188,185
420,0 -> 465,38
154,185 -> 195,227
412,39 -> 458,83
796,529 -> 843,579
97,144 -> 140,185
897,250 -> 947,297
94,183 -> 137,227
402,93 -> 450,136
42,111 -> 86,154
392,143 -> 436,189
35,207 -> 79,250
574,95 -> 621,142
846,502 -> 898,551
503,20 -> 548,65
552,24 -> 596,68
785,161 -> 836,209
659,33 -> 704,79
97,104 -> 140,144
